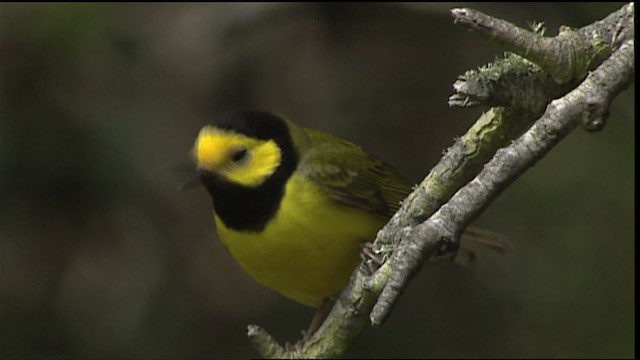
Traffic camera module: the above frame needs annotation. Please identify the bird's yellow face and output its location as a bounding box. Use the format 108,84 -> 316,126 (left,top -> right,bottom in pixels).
193,126 -> 282,187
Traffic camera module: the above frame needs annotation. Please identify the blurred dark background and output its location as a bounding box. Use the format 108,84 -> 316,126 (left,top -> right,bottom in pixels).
0,3 -> 633,358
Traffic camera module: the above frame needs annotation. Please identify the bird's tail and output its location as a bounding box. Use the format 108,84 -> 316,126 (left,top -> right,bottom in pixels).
453,227 -> 512,266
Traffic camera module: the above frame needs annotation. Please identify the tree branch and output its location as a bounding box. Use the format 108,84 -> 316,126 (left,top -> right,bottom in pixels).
372,39 -> 634,324
248,4 -> 634,358
450,3 -> 633,83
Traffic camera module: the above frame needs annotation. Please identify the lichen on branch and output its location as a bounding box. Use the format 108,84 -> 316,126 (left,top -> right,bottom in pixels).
249,4 -> 635,358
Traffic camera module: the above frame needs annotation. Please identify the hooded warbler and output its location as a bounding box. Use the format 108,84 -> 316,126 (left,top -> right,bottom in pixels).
186,111 -> 507,319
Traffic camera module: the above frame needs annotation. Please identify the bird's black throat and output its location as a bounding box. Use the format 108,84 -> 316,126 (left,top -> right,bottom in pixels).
199,111 -> 299,232
200,171 -> 290,232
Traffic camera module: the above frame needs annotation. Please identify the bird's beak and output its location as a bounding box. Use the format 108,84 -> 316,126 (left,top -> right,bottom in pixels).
178,169 -> 206,192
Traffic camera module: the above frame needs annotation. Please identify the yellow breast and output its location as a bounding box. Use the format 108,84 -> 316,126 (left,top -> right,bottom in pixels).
215,173 -> 386,307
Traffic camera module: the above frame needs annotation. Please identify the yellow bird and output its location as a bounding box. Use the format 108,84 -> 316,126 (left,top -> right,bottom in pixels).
185,111 -> 508,341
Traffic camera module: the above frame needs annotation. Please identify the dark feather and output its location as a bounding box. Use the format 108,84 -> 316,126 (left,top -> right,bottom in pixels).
297,128 -> 413,218
297,128 -> 512,262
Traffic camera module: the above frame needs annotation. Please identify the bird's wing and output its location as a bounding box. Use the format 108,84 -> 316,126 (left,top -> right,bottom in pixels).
298,129 -> 512,262
297,129 -> 413,218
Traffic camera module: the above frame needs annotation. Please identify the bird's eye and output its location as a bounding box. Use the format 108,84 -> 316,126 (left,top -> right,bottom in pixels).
230,148 -> 248,163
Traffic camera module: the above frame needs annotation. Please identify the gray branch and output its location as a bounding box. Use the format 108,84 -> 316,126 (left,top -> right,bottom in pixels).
372,39 -> 634,325
249,4 -> 635,358
449,3 -> 633,116
450,4 -> 633,83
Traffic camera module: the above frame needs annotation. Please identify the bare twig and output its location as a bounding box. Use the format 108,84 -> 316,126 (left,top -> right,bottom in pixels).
249,4 -> 635,358
371,39 -> 634,324
451,3 -> 633,83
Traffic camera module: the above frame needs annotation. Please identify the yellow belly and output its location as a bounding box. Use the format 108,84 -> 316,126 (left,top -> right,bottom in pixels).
215,174 -> 386,307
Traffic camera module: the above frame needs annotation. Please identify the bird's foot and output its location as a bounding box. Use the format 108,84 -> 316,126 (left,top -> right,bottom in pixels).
285,339 -> 305,356
360,242 -> 384,266
284,298 -> 329,355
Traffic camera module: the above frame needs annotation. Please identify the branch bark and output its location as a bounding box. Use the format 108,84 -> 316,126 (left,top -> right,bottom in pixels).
372,39 -> 634,325
249,4 -> 634,358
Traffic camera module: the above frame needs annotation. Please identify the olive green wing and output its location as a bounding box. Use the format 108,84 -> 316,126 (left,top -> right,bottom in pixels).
298,129 -> 511,263
297,128 -> 413,218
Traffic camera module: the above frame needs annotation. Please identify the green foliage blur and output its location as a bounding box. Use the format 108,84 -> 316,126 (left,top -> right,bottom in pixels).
1,3 -> 633,358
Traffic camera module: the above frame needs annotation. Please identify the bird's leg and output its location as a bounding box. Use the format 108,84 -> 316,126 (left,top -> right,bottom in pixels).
360,242 -> 383,266
302,298 -> 329,342
287,298 -> 329,352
